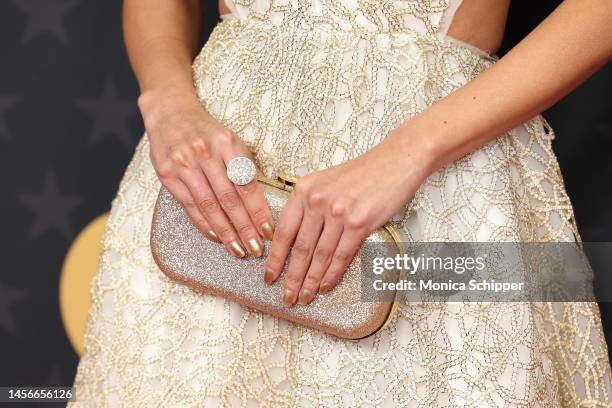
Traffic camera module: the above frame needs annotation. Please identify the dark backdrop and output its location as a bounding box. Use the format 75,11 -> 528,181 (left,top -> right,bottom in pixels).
0,0 -> 610,390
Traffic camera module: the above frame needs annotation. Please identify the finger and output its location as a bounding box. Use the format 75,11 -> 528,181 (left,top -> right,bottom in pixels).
282,211 -> 324,307
319,230 -> 363,294
297,218 -> 343,305
200,160 -> 264,258
162,177 -> 220,243
234,177 -> 275,241
264,195 -> 303,286
178,168 -> 247,258
221,146 -> 273,241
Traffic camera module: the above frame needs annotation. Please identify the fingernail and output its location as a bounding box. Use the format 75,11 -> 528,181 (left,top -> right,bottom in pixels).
261,222 -> 274,240
229,241 -> 246,258
247,238 -> 263,257
263,267 -> 275,285
319,282 -> 333,294
282,289 -> 294,307
298,289 -> 311,305
207,230 -> 220,242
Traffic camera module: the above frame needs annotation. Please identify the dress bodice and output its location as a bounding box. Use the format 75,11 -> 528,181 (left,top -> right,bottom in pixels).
222,0 -> 464,40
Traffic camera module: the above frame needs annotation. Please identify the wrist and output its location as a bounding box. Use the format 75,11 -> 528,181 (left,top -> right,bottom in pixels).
380,125 -> 441,185
385,108 -> 460,179
138,85 -> 202,129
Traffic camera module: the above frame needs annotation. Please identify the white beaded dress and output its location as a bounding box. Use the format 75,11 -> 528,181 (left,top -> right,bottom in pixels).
70,0 -> 612,406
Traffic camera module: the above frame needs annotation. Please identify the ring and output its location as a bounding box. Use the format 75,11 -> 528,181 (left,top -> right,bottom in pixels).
226,156 -> 257,186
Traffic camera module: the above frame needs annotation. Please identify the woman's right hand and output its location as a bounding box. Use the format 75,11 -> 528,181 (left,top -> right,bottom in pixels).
138,88 -> 274,258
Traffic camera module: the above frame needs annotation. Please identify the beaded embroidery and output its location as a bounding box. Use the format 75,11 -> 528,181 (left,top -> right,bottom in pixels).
71,1 -> 612,406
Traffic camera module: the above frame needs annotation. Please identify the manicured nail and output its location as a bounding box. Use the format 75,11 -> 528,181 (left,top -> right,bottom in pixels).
282,289 -> 294,307
263,267 -> 275,285
207,230 -> 220,242
298,289 -> 311,305
319,282 -> 332,294
261,222 -> 274,240
229,241 -> 246,258
247,238 -> 263,257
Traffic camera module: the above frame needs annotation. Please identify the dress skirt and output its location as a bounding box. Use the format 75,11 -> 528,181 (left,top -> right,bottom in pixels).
69,10 -> 612,407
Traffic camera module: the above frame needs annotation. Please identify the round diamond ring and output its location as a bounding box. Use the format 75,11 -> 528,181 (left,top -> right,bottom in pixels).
226,156 -> 257,186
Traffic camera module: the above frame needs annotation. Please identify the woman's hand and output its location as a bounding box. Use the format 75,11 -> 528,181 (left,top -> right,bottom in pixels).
263,135 -> 432,306
139,87 -> 275,258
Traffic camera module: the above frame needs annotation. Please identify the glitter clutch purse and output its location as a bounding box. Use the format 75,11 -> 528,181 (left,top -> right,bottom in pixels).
150,174 -> 406,339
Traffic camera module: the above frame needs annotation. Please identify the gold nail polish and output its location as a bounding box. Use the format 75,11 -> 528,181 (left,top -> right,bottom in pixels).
207,230 -> 220,242
247,238 -> 263,257
298,289 -> 311,305
261,222 -> 274,240
229,241 -> 246,258
282,289 -> 294,307
263,268 -> 275,285
319,282 -> 332,294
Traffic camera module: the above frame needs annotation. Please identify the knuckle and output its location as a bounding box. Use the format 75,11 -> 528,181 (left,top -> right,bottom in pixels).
291,240 -> 311,259
307,190 -> 326,208
251,208 -> 267,223
313,246 -> 332,264
216,128 -> 237,146
236,223 -> 255,235
181,199 -> 198,211
156,161 -> 174,180
168,146 -> 192,168
190,138 -> 211,158
219,190 -> 240,211
274,226 -> 293,243
292,179 -> 310,196
346,212 -> 367,230
216,225 -> 235,241
193,217 -> 208,231
198,197 -> 220,214
331,200 -> 346,218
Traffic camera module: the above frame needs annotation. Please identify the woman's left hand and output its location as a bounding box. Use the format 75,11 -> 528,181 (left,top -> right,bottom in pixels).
263,136 -> 432,306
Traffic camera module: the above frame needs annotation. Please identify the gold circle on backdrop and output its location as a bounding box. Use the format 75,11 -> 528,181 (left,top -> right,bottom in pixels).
60,213 -> 109,356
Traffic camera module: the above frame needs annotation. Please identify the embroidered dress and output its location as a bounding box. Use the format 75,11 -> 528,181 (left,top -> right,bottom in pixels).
70,0 -> 612,406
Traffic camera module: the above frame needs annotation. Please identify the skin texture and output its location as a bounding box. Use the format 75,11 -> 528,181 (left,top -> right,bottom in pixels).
446,0 -> 510,55
125,0 -> 612,307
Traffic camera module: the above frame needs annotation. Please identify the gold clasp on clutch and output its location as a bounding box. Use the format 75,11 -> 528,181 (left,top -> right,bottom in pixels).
255,173 -> 298,192
277,174 -> 297,191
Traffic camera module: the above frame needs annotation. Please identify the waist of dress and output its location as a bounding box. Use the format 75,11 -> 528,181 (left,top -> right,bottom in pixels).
219,12 -> 497,61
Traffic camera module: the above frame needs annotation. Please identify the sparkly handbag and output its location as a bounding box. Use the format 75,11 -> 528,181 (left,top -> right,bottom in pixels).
150,174 -> 406,339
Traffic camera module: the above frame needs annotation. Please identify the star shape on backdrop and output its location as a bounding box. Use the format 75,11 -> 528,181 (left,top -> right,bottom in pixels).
12,0 -> 79,45
17,170 -> 84,240
0,283 -> 27,335
77,80 -> 138,146
0,95 -> 20,142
